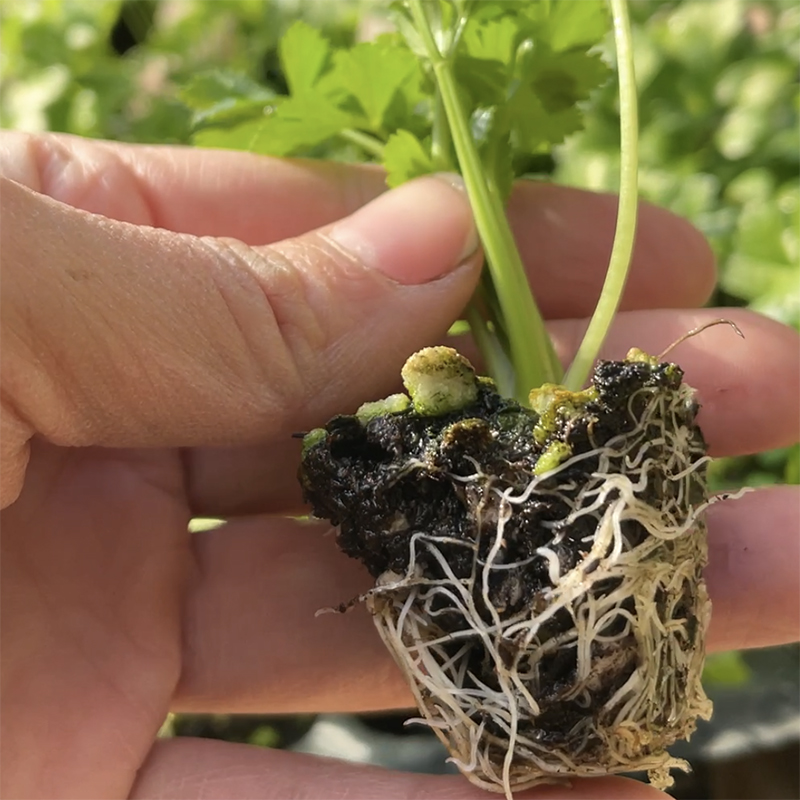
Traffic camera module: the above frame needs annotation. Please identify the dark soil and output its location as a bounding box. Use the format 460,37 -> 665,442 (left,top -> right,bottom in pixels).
299,355 -> 707,752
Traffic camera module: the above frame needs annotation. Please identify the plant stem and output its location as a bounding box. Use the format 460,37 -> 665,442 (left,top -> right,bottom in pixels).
431,87 -> 452,170
339,128 -> 386,159
564,0 -> 639,390
466,296 -> 515,397
408,0 -> 562,403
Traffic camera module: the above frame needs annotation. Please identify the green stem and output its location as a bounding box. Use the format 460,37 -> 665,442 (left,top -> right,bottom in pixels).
466,297 -> 514,397
408,0 -> 562,403
339,128 -> 386,159
431,87 -> 452,170
564,0 -> 639,390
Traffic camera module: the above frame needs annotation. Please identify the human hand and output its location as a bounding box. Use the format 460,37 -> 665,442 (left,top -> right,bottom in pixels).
1,132 -> 797,800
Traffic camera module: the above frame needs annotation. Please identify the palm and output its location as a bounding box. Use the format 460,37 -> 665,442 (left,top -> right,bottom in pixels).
1,442 -> 188,797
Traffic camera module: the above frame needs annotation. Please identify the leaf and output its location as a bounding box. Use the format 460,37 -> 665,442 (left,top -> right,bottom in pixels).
279,20 -> 331,96
461,12 -> 519,65
702,651 -> 752,687
192,118 -> 267,151
248,94 -> 356,156
327,38 -> 420,130
453,54 -> 508,105
383,130 -> 434,188
546,0 -> 609,52
508,84 -> 582,150
179,70 -> 276,133
526,51 -> 611,113
179,69 -> 272,110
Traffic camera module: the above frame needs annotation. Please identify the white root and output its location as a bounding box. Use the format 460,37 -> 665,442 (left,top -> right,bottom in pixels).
363,383 -> 718,798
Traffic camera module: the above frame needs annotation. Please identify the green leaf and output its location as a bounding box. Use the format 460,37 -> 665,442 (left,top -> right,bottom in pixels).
179,70 -> 276,133
383,130 -> 434,188
509,85 -> 582,150
785,445 -> 800,485
506,48 -> 610,150
179,70 -> 272,111
546,0 -> 609,52
189,98 -> 274,133
453,54 -> 508,105
279,20 -> 331,96
327,38 -> 420,130
702,651 -> 752,686
192,119 -> 267,151
526,51 -> 611,113
461,12 -> 519,65
248,94 -> 356,156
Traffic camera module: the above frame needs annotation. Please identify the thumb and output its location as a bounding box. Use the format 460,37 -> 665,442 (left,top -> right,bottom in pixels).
1,174 -> 480,505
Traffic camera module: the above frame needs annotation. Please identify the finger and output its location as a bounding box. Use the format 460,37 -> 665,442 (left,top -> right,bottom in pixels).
174,488 -> 799,715
185,307 -> 798,517
507,180 -> 715,318
705,485 -> 800,653
0,131 -> 388,242
549,307 -> 800,458
132,738 -> 667,800
3,133 -> 714,312
0,175 -> 480,507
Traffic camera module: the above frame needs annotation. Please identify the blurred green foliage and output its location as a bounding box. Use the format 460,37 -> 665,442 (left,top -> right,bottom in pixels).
557,0 -> 799,333
2,0 -> 796,705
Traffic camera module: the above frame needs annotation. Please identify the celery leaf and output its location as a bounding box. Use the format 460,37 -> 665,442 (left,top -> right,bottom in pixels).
383,130 -> 434,187
279,21 -> 331,96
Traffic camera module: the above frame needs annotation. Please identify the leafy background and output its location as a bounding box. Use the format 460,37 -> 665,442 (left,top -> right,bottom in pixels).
2,0 -> 797,796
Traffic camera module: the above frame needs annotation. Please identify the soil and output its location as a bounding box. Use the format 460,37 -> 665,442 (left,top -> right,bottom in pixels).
299,352 -> 711,788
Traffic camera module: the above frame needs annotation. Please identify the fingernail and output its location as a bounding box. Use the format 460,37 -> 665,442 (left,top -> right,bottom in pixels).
326,174 -> 479,285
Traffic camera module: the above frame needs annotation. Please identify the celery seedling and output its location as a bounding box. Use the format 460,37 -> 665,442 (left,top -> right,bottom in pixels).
206,0 -> 729,794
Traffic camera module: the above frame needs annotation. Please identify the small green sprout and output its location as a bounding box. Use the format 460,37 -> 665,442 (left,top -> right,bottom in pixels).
301,427 -> 326,455
357,393 -> 411,422
401,346 -> 479,416
534,440 -> 573,475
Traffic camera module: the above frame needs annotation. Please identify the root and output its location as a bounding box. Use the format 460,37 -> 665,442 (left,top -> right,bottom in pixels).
364,383 -> 717,796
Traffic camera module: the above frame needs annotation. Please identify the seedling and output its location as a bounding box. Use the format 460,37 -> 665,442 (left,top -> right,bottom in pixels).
209,0 -> 733,794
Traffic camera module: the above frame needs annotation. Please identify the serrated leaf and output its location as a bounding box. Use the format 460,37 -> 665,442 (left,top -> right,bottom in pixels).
383,130 -> 434,188
279,20 -> 331,96
461,11 -> 519,65
179,70 -> 276,133
527,51 -> 611,113
390,1 -> 428,59
328,39 -> 420,130
179,70 -> 272,110
453,54 -> 508,105
249,94 -> 356,157
180,70 -> 273,110
190,97 -> 276,133
546,0 -> 609,52
509,84 -> 584,150
192,118 -> 267,151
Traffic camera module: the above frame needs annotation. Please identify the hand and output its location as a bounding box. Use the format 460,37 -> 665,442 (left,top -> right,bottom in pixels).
1,132 -> 797,800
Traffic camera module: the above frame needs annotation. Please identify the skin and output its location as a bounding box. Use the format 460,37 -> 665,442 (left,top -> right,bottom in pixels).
1,132 -> 798,800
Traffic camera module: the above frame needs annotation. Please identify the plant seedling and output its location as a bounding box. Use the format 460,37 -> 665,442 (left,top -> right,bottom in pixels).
194,0 -> 740,795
